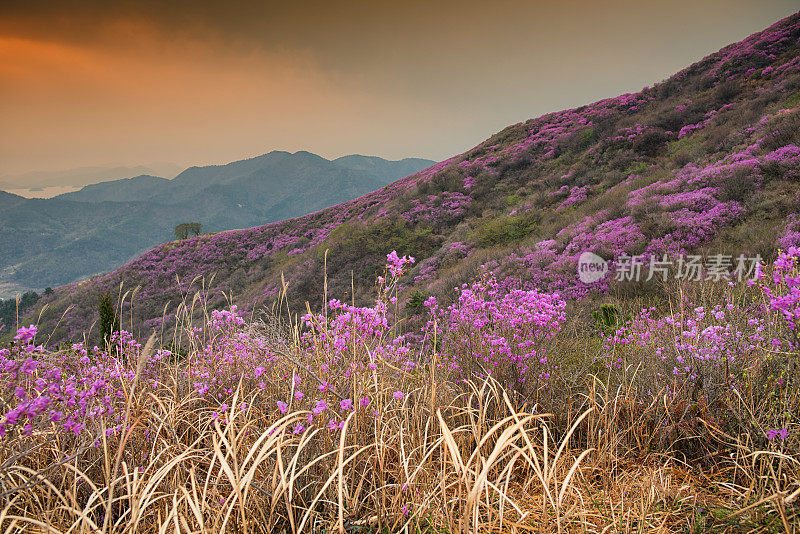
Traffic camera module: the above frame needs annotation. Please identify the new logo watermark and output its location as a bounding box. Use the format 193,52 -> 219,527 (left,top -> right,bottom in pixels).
576,252 -> 763,283
577,252 -> 609,283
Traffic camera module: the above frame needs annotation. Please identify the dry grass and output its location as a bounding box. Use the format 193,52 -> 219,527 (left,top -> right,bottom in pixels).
0,366 -> 797,533
1,277 -> 799,533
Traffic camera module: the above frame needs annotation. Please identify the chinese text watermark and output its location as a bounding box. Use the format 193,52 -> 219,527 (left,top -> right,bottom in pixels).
577,253 -> 762,283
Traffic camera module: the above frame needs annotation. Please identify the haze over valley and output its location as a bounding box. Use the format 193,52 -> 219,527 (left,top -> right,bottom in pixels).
0,151 -> 433,297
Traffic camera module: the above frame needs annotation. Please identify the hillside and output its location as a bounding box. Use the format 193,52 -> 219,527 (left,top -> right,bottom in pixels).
0,152 -> 434,296
20,12 -> 800,343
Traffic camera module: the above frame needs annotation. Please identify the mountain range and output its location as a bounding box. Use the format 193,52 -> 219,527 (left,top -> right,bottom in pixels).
0,153 -> 434,297
11,12 -> 800,343
0,164 -> 183,190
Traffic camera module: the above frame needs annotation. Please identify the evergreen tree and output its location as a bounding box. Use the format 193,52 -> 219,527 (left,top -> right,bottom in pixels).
98,291 -> 119,345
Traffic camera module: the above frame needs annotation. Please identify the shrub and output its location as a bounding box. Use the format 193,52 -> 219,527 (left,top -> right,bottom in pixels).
425,273 -> 566,399
174,222 -> 203,240
719,164 -> 759,203
98,291 -> 120,345
712,79 -> 742,107
632,129 -> 670,157
761,112 -> 800,151
473,212 -> 538,247
405,289 -> 429,315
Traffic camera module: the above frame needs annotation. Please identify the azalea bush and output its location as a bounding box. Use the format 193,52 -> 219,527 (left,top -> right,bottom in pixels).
0,249 -> 799,532
598,251 -> 799,455
424,273 -> 567,401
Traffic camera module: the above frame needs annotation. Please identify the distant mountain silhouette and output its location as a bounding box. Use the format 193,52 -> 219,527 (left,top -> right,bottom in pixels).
0,152 -> 434,296
58,175 -> 170,203
0,164 -> 182,189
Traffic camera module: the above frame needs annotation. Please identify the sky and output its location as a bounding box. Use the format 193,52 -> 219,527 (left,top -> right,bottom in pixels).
1,0 -> 798,184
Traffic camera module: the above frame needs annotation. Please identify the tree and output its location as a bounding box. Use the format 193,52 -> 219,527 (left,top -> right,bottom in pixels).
0,291 -> 39,334
98,291 -> 119,345
174,223 -> 189,240
174,222 -> 203,240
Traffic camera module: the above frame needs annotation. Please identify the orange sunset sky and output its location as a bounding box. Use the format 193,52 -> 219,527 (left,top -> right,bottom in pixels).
1,1 -> 798,182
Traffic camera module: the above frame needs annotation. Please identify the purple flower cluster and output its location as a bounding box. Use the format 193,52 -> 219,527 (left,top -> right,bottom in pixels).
703,14 -> 800,80
554,185 -> 589,211
414,256 -> 440,284
425,274 -> 566,391
677,103 -> 736,139
401,191 -> 472,226
0,328 -> 170,440
778,214 -> 800,249
763,247 -> 800,332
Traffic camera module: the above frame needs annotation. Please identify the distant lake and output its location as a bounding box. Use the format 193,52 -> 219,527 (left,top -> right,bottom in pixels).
3,185 -> 83,198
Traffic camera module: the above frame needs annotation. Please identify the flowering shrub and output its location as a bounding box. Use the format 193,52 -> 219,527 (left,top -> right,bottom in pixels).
604,298 -> 769,399
401,191 -> 472,227
426,274 -> 566,398
1,245 -> 799,531
763,247 -> 800,340
598,256 -> 797,448
555,185 -> 589,210
778,214 -> 800,249
0,327 -> 170,441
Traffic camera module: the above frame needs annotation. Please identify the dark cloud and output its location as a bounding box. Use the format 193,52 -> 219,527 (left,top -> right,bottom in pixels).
1,1 -> 798,178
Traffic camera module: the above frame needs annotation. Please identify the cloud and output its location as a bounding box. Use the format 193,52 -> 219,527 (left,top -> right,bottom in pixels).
1,1 -> 799,178
0,22 -> 448,175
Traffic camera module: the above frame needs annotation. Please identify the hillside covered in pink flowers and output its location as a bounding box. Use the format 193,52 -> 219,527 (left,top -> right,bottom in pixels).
17,11 -> 800,343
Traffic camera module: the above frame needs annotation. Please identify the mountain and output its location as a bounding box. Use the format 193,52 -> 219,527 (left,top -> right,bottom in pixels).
0,152 -> 435,296
0,164 -> 182,190
57,175 -> 170,203
15,12 -> 800,343
59,153 -> 436,206
332,155 -> 437,182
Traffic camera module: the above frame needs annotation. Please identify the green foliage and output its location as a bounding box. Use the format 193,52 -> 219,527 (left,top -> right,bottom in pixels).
174,222 -> 203,240
474,212 -> 538,247
667,135 -> 701,156
591,303 -> 624,333
323,219 -> 439,288
98,291 -> 120,344
334,219 -> 436,259
578,127 -> 596,148
624,161 -> 649,176
0,291 -> 39,334
667,135 -> 707,166
406,289 -> 430,315
779,91 -> 800,110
